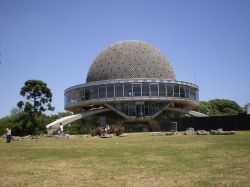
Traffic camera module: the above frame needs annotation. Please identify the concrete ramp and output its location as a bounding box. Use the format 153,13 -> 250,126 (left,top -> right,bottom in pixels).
46,108 -> 111,134
166,107 -> 207,117
188,110 -> 208,117
46,114 -> 83,134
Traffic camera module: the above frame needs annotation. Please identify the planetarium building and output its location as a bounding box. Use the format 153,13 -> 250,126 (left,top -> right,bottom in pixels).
47,40 -> 205,133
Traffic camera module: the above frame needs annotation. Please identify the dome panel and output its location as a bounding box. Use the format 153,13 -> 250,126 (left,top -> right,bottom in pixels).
86,40 -> 176,82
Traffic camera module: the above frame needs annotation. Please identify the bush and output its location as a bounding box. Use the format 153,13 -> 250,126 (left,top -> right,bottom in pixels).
91,127 -> 105,136
114,126 -> 123,136
91,125 -> 123,136
108,125 -> 123,136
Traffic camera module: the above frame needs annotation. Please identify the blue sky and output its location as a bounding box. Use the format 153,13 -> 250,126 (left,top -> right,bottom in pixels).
0,0 -> 250,117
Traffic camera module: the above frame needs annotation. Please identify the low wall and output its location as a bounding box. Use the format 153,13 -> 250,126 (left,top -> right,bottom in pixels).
172,114 -> 250,131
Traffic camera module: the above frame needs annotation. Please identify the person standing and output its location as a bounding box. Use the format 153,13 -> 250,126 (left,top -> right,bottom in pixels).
107,124 -> 110,133
6,128 -> 11,143
59,123 -> 64,139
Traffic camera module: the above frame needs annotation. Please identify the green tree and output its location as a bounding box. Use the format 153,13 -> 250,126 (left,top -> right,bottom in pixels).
197,99 -> 243,116
0,107 -> 21,135
17,80 -> 55,135
196,101 -> 211,115
0,116 -> 14,135
10,107 -> 22,116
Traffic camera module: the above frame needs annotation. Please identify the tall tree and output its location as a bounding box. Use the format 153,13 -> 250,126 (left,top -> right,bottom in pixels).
197,99 -> 243,116
17,80 -> 55,135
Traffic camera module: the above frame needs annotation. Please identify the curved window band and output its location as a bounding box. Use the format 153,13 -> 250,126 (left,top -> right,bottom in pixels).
65,82 -> 198,106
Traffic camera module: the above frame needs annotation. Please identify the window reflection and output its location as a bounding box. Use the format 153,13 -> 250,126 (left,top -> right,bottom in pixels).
180,86 -> 185,98
133,84 -> 141,96
166,84 -> 173,97
174,84 -> 180,97
85,87 -> 90,100
159,83 -> 166,96
128,103 -> 136,116
99,85 -> 106,98
150,84 -> 158,96
90,86 -> 98,99
190,88 -> 195,100
115,84 -> 123,97
142,83 -> 149,96
107,84 -> 114,98
195,88 -> 199,101
185,87 -> 190,99
124,83 -> 132,97
80,88 -> 84,101
124,103 -> 129,115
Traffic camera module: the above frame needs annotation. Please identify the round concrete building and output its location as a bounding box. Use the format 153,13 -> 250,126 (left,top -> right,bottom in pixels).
47,40 -> 205,133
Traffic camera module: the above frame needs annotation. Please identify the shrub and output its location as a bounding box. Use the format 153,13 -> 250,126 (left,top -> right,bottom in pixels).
91,127 -> 105,136
91,125 -> 123,136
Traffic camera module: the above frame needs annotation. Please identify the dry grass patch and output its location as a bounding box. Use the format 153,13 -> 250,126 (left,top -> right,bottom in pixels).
0,132 -> 250,186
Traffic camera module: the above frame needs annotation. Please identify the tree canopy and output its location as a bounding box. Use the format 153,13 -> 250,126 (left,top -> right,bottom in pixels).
17,80 -> 54,114
17,80 -> 55,135
197,99 -> 243,116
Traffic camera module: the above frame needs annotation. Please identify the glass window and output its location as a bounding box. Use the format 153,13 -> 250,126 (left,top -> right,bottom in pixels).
64,94 -> 68,106
90,86 -> 98,99
115,103 -> 123,112
80,88 -> 85,101
136,104 -> 144,117
174,84 -> 180,97
190,88 -> 198,101
142,83 -> 149,96
115,84 -> 123,97
128,103 -> 136,116
180,86 -> 185,98
190,88 -> 195,100
65,91 -> 70,105
85,87 -> 90,100
185,87 -> 190,99
124,83 -> 132,97
68,91 -> 73,104
71,89 -> 80,103
166,84 -> 174,97
195,88 -> 199,101
98,85 -> 106,99
159,83 -> 166,96
124,103 -> 129,115
107,84 -> 114,98
133,84 -> 141,96
158,102 -> 165,110
144,102 -> 149,116
150,84 -> 158,96
149,102 -> 157,116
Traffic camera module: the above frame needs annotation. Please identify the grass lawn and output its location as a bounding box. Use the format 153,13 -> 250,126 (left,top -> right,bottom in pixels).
0,132 -> 250,187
